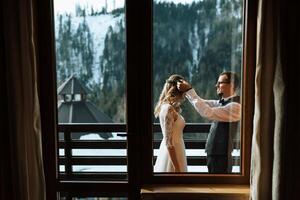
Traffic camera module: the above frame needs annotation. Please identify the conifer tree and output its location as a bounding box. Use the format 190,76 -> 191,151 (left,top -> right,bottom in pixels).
73,13 -> 94,85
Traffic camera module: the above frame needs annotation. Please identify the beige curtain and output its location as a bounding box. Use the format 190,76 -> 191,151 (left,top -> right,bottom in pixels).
250,0 -> 285,199
0,0 -> 46,199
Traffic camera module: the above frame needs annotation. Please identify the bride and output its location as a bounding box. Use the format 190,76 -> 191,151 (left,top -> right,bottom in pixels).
154,74 -> 187,172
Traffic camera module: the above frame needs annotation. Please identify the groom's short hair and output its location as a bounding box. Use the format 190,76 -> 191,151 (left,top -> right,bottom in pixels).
220,71 -> 240,90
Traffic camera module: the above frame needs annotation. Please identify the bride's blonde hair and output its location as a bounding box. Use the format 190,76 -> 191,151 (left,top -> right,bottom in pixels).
154,74 -> 185,118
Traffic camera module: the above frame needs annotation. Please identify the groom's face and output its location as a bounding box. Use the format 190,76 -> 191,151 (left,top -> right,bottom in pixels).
215,75 -> 234,98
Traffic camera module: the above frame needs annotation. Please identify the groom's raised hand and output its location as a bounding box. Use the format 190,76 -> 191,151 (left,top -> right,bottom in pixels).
177,80 -> 192,92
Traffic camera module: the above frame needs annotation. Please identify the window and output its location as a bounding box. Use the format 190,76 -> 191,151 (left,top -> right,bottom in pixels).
38,0 -> 256,199
145,0 -> 255,184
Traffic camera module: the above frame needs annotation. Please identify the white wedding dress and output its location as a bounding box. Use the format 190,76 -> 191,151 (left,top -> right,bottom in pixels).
154,103 -> 187,172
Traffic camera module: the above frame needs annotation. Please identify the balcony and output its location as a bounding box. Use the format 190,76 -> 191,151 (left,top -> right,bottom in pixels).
58,123 -> 240,180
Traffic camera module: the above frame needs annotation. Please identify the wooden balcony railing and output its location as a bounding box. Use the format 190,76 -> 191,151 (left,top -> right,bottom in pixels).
58,123 -> 240,180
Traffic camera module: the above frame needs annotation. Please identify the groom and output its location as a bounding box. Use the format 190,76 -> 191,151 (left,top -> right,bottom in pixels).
177,71 -> 241,173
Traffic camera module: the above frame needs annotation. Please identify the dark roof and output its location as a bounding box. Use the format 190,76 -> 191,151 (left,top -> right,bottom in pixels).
58,101 -> 113,123
58,101 -> 113,139
57,75 -> 92,95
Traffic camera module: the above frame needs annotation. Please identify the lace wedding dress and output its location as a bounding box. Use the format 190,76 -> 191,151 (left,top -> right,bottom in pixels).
154,103 -> 187,172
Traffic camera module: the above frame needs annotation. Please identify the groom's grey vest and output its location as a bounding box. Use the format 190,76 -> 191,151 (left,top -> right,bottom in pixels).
205,96 -> 240,156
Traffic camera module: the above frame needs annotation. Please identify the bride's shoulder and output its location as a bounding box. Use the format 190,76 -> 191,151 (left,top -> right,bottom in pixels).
161,102 -> 170,108
160,103 -> 178,119
160,103 -> 173,111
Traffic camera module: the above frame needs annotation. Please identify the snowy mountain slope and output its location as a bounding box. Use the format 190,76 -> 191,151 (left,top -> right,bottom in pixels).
54,13 -> 124,83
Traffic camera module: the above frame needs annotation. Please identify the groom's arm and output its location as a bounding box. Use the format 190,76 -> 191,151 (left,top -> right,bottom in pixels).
185,89 -> 219,107
185,89 -> 241,122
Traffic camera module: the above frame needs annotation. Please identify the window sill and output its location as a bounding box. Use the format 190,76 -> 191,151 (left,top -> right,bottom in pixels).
141,184 -> 250,200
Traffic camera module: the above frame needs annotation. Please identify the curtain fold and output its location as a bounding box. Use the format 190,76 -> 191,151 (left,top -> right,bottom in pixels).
0,0 -> 46,199
250,0 -> 285,199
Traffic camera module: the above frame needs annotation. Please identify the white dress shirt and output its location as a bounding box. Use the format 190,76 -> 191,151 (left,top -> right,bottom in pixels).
185,89 -> 241,122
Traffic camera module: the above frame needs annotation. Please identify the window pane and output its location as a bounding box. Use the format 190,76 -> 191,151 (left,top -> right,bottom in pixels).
53,0 -> 127,179
153,0 -> 243,174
